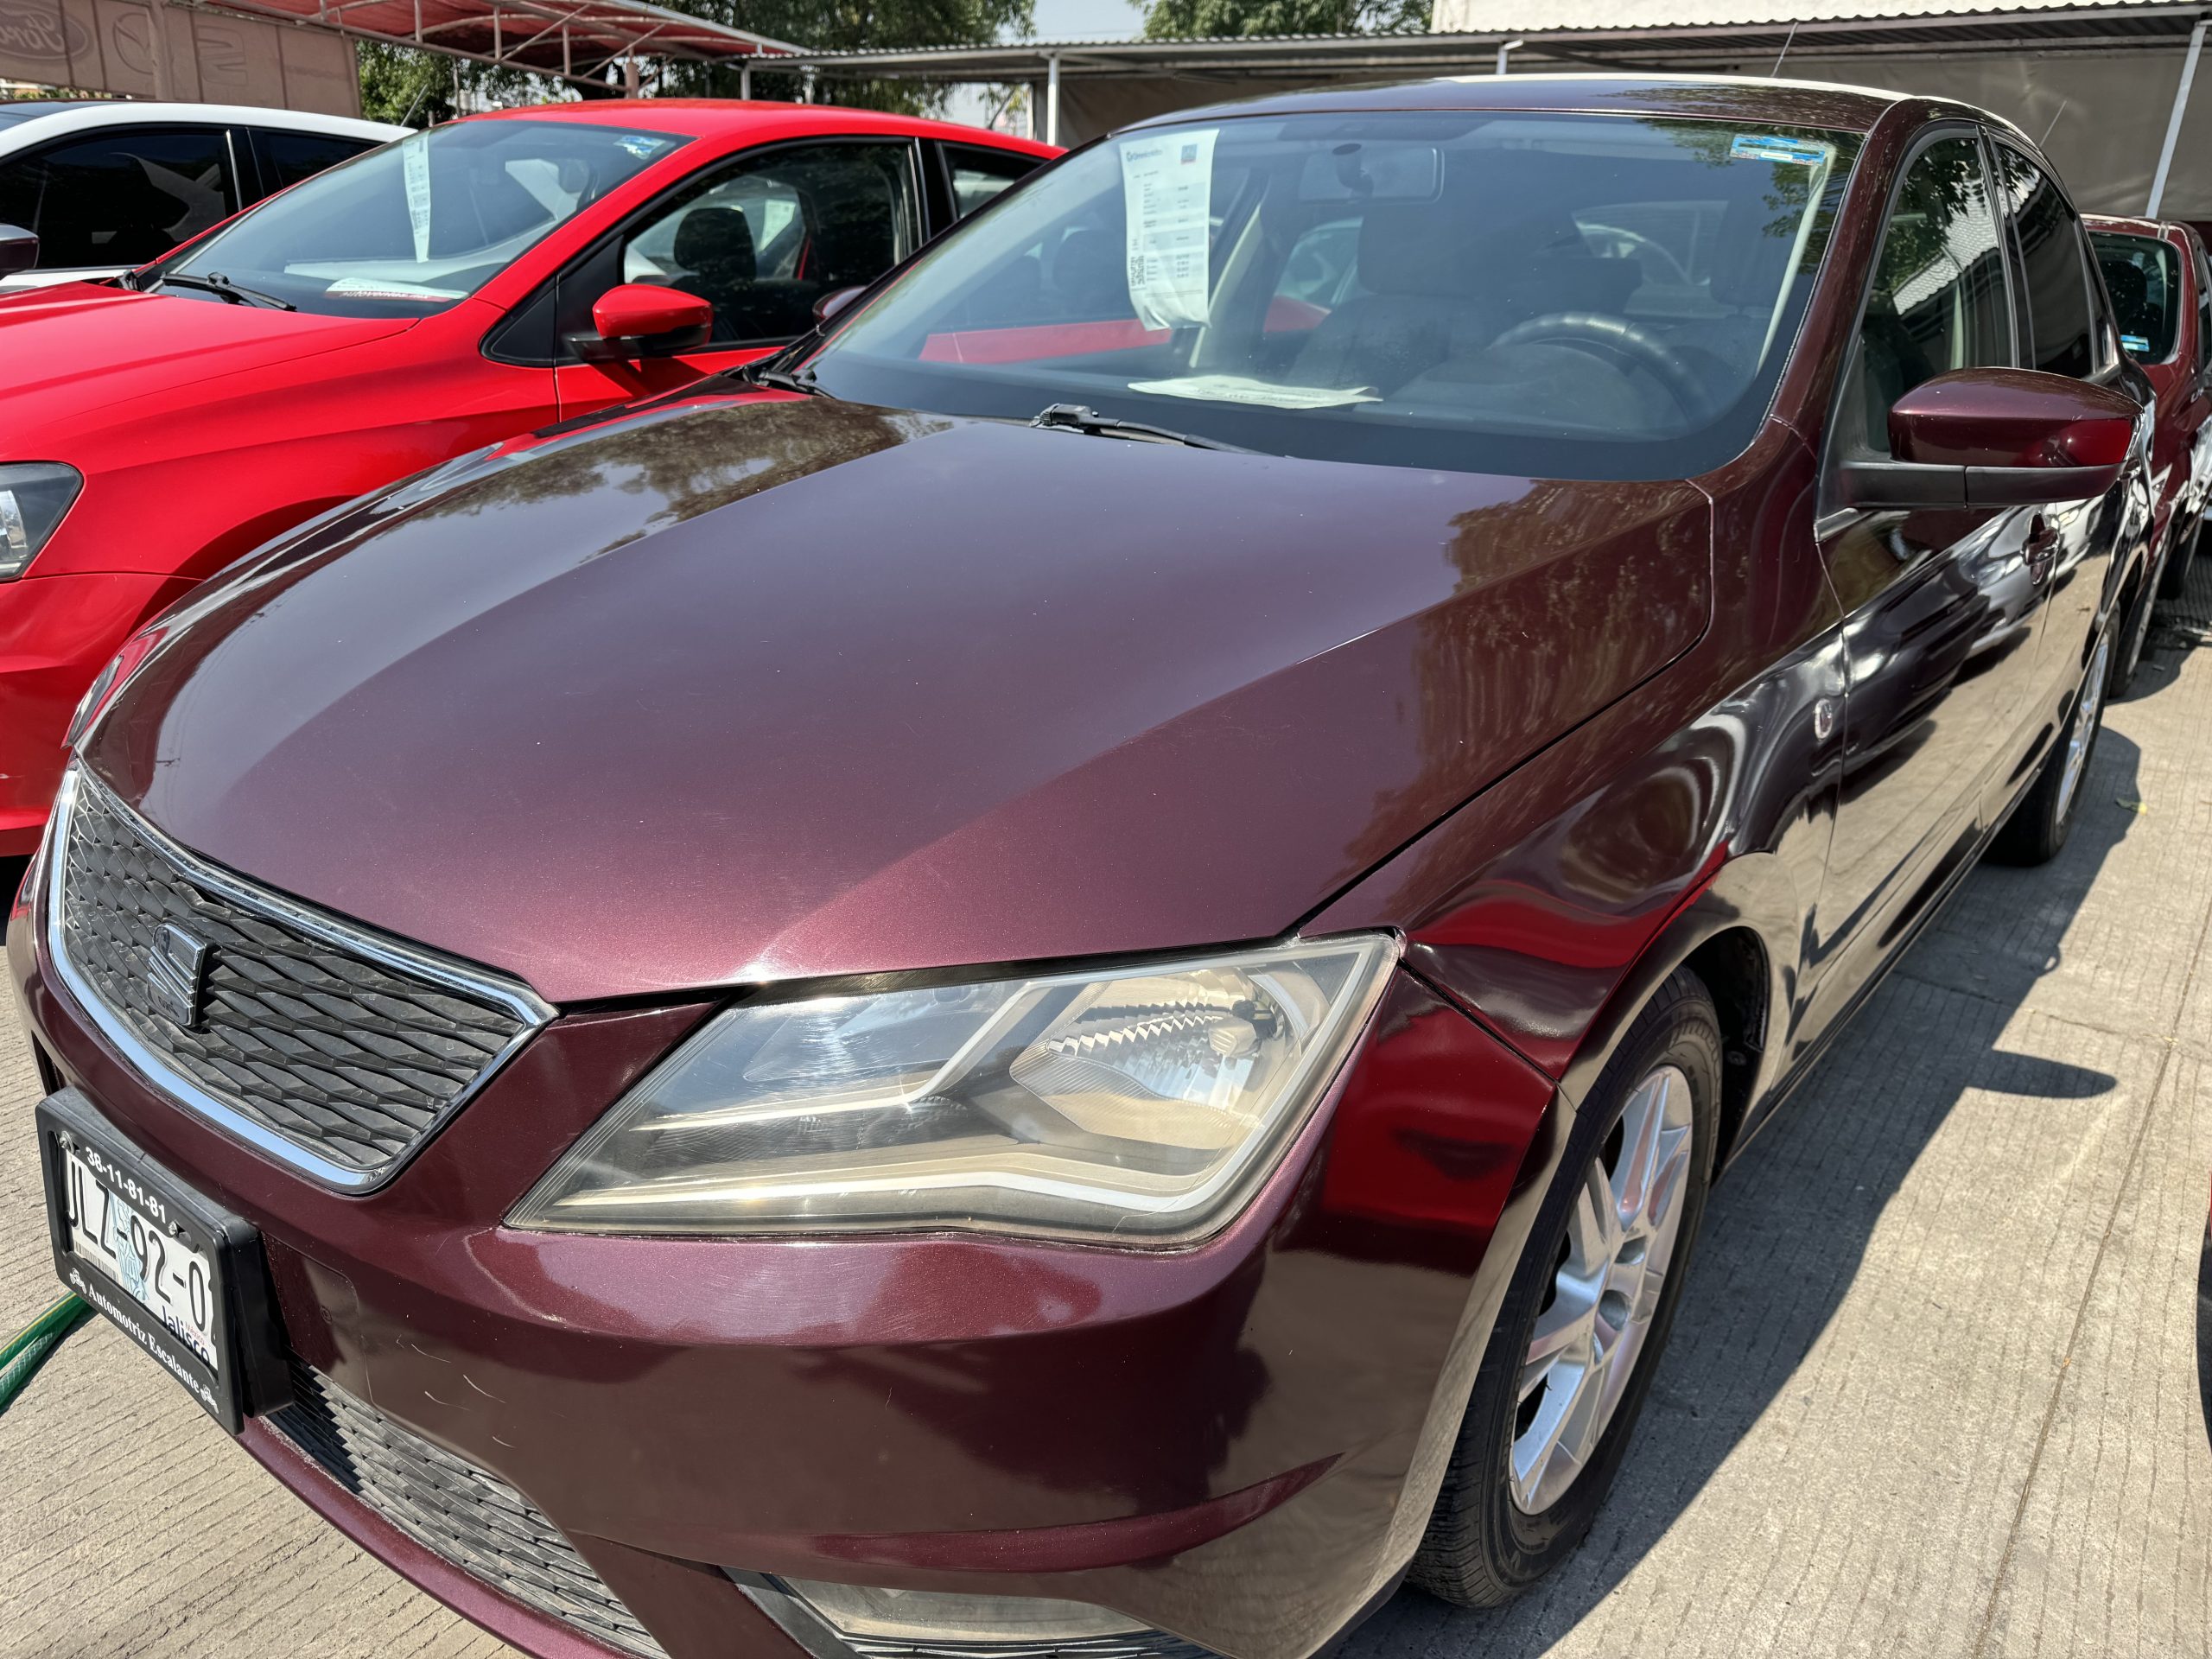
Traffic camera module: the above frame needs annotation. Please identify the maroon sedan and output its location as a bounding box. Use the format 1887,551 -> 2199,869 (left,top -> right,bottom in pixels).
9,76 -> 2154,1659
2088,213 -> 2212,687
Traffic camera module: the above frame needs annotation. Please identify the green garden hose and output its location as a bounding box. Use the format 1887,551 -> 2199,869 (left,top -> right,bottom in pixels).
0,1294 -> 92,1416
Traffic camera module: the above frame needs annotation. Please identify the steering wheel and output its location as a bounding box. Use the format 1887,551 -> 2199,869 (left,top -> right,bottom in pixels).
1490,312 -> 1716,425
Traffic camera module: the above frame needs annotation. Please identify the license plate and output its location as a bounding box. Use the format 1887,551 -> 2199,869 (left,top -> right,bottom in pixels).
38,1089 -> 291,1432
59,1144 -> 221,1371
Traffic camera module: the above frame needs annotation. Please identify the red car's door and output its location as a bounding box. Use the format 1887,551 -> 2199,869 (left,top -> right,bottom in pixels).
540,137 -> 935,420
1807,129 -> 2055,1025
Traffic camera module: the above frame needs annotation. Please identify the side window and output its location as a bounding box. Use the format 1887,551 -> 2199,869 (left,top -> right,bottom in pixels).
612,140 -> 922,346
2,128 -> 238,269
1839,135 -> 2012,456
943,144 -> 1039,219
2088,232 -> 2179,361
250,130 -> 379,200
1993,146 -> 2096,379
2194,234 -> 2212,373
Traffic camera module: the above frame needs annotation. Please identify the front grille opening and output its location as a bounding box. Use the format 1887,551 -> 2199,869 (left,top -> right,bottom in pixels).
272,1361 -> 667,1658
49,774 -> 544,1185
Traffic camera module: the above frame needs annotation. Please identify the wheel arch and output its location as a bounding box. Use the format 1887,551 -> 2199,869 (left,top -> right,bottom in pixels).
1553,853 -> 1798,1174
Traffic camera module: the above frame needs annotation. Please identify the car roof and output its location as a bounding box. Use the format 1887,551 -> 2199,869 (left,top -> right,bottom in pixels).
452,99 -> 1056,155
0,101 -> 403,149
1124,72 -> 1910,137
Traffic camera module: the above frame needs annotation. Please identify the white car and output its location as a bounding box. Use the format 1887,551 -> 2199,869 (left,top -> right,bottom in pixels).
0,100 -> 404,289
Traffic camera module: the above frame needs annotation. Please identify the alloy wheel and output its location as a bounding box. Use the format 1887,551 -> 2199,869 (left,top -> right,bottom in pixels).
2057,632 -> 2112,824
1510,1064 -> 1696,1514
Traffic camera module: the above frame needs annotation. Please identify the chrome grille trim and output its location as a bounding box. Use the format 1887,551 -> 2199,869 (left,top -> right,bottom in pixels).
42,766 -> 554,1192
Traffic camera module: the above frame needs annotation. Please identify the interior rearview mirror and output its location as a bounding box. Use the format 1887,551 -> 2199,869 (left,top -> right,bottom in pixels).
1839,367 -> 2139,511
564,283 -> 713,363
0,224 -> 38,278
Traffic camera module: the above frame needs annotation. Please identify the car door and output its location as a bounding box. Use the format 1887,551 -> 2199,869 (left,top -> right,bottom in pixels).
0,124 -> 241,288
1990,143 -> 2133,744
1806,127 -> 2050,1023
540,137 -> 927,419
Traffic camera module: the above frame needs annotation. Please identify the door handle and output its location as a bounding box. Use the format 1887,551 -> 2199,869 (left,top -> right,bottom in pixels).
2025,512 -> 2061,584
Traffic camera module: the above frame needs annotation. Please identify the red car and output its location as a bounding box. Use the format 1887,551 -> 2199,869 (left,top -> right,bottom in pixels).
2088,213 -> 2212,684
12,74 -> 2152,1659
0,101 -> 1052,857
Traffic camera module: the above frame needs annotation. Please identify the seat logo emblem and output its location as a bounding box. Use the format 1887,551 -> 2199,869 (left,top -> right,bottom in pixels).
147,923 -> 211,1030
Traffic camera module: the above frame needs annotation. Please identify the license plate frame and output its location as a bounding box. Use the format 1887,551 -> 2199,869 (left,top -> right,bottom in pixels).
37,1088 -> 291,1432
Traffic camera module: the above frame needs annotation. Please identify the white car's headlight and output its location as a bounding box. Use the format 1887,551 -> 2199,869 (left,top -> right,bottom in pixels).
0,463 -> 82,580
511,935 -> 1396,1243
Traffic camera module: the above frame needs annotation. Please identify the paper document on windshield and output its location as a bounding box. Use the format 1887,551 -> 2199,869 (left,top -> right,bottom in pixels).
403,139 -> 433,264
1120,130 -> 1218,331
1128,375 -> 1380,410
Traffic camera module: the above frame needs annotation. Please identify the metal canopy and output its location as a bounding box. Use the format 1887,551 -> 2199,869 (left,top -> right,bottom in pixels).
770,1 -> 2212,80
183,0 -> 800,88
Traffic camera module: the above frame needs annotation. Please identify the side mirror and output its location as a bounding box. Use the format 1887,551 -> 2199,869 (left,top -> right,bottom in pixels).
0,224 -> 38,278
1840,368 -> 2139,511
813,285 -> 865,325
565,283 -> 713,363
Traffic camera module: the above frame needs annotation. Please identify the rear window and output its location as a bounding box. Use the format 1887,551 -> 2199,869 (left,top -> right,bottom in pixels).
2091,231 -> 2182,362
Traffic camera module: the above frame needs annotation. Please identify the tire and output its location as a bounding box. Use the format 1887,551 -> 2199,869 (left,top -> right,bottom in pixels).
1410,969 -> 1721,1607
2160,512 -> 2202,601
1991,626 -> 2112,866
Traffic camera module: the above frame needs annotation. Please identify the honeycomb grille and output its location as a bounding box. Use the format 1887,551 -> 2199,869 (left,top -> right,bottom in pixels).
273,1362 -> 665,1658
53,777 -> 540,1183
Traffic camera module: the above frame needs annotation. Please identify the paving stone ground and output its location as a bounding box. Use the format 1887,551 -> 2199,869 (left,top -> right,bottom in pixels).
7,588 -> 2212,1657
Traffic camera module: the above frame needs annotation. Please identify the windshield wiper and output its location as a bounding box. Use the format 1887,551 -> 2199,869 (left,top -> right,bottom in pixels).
155,271 -> 295,312
1030,404 -> 1247,452
745,362 -> 833,397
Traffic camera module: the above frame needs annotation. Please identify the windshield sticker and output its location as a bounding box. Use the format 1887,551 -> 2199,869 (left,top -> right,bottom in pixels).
402,137 -> 433,264
1128,374 -> 1381,409
2122,333 -> 2152,353
619,135 -> 672,161
1730,134 -> 1832,167
1121,129 -> 1218,331
324,276 -> 465,301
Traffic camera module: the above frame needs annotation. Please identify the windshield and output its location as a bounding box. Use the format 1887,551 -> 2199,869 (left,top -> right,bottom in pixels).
806,111 -> 1862,479
159,119 -> 689,318
2090,231 -> 2181,363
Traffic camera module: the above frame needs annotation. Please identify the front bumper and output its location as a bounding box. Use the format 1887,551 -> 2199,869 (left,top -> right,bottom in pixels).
9,875 -> 1558,1659
0,571 -> 193,855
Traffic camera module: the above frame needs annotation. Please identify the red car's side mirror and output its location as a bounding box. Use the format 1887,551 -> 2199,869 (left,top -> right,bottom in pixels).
0,223 -> 38,278
1841,368 -> 2139,511
813,285 -> 866,325
566,283 -> 714,363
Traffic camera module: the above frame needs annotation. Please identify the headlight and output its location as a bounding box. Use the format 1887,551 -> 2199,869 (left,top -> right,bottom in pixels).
0,463 -> 83,581
512,935 -> 1396,1243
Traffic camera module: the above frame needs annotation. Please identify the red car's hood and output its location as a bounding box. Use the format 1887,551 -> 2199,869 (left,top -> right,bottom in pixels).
86,397 -> 1713,1004
0,285 -> 414,437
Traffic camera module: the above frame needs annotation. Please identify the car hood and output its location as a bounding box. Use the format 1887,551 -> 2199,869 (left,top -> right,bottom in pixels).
0,285 -> 415,438
86,396 -> 1713,1004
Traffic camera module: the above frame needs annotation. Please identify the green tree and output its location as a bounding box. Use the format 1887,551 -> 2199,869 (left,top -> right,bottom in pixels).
658,0 -> 1034,115
357,41 -> 540,126
1141,0 -> 1425,41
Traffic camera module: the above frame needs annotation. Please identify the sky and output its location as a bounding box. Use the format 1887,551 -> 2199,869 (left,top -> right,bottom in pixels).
944,0 -> 1147,130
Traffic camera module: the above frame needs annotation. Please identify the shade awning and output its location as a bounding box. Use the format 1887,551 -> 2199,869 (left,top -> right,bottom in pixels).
189,0 -> 800,86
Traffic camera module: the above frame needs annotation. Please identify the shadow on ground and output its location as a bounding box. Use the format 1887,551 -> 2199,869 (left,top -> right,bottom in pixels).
1341,714 -> 2146,1659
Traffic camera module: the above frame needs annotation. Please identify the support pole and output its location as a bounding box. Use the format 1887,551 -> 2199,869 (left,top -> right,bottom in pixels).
624,54 -> 639,95
1046,53 -> 1061,145
740,58 -> 752,98
2149,18 -> 2207,219
1495,37 -> 1521,74
802,66 -> 816,101
144,0 -> 175,99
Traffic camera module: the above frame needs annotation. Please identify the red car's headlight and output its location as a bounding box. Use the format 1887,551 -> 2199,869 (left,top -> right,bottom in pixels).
512,935 -> 1397,1244
0,463 -> 82,581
